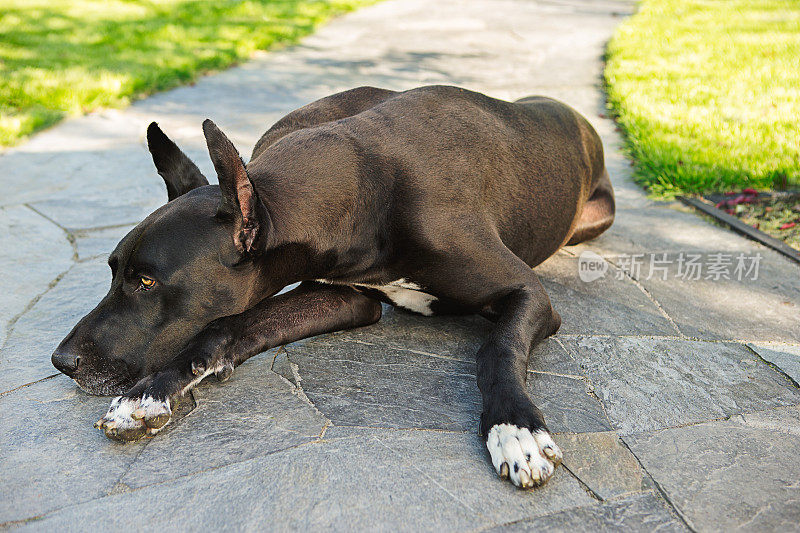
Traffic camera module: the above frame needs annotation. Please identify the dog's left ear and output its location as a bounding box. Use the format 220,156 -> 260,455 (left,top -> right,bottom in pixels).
203,119 -> 263,254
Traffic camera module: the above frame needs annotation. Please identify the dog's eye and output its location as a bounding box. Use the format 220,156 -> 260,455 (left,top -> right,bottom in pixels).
138,276 -> 156,291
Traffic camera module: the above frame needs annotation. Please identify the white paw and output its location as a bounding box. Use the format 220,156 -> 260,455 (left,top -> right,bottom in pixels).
486,424 -> 563,488
132,395 -> 172,429
94,396 -> 171,442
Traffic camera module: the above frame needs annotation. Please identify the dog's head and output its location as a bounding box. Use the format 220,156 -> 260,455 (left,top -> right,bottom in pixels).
52,120 -> 272,394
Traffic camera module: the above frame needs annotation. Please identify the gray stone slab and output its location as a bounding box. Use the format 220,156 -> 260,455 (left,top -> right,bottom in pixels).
0,376 -> 146,523
369,429 -> 594,525
73,225 -> 135,260
19,430 -> 594,531
571,209 -> 800,343
625,405 -> 800,531
558,431 -> 645,500
277,336 -> 610,433
536,252 -> 679,336
276,339 -> 482,431
328,304 -> 493,360
574,205 -> 765,257
493,491 -> 687,532
120,353 -> 328,489
561,336 -> 800,435
638,256 -> 800,342
0,126 -> 149,208
328,304 -> 580,376
15,436 -> 476,531
749,343 -> 800,386
29,181 -> 163,232
0,259 -> 110,393
0,206 -> 74,348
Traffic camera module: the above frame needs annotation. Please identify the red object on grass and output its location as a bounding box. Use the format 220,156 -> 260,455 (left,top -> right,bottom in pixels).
780,222 -> 796,230
717,189 -> 759,209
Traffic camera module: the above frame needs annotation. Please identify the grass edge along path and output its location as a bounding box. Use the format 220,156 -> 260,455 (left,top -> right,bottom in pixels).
604,0 -> 800,198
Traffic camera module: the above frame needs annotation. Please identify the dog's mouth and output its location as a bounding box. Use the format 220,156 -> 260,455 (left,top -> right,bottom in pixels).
73,375 -> 136,396
70,360 -> 139,396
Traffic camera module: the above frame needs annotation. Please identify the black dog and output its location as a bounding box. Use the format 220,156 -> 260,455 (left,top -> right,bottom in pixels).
52,85 -> 614,489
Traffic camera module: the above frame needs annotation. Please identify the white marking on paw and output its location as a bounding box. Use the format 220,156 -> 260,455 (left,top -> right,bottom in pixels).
487,424 -> 562,488
534,429 -> 563,464
137,395 -> 171,419
102,396 -> 142,432
128,395 -> 173,435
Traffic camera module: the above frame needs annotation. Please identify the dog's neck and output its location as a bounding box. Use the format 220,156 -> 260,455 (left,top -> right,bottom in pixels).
247,139 -> 380,284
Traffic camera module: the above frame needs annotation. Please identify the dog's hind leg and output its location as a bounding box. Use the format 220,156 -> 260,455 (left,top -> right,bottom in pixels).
566,168 -> 615,245
95,282 -> 381,442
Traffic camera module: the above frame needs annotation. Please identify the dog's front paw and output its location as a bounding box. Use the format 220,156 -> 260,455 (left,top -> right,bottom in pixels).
487,424 -> 562,489
94,395 -> 171,442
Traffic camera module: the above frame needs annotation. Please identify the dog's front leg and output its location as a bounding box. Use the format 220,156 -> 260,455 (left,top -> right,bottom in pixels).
477,279 -> 565,489
95,282 -> 381,441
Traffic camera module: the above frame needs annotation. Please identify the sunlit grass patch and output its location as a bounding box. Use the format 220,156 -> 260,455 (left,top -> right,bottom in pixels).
0,0 -> 377,146
604,0 -> 800,197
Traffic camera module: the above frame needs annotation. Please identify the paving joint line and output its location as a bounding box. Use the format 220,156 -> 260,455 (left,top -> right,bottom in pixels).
1,264 -> 75,355
271,345 -> 328,419
0,373 -> 60,398
372,435 -> 480,516
604,257 -> 686,338
618,437 -> 697,532
743,344 -> 800,390
552,338 -> 616,429
24,203 -> 79,261
561,463 -> 604,502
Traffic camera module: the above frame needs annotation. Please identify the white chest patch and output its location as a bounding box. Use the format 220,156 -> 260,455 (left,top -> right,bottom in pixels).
367,279 -> 438,316
319,278 -> 437,316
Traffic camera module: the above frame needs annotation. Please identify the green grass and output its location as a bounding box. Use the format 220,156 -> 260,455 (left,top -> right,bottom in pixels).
0,0 -> 376,146
604,0 -> 800,197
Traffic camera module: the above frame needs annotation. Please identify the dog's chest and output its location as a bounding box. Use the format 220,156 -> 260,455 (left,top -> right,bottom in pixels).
319,279 -> 438,316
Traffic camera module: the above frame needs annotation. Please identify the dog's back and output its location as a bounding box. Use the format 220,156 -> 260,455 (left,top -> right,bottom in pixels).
248,85 -> 610,268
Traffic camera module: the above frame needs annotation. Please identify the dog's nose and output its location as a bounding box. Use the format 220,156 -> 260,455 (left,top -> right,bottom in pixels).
52,352 -> 81,376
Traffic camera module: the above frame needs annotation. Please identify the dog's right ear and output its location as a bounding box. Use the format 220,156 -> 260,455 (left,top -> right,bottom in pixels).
147,122 -> 209,201
203,119 -> 264,255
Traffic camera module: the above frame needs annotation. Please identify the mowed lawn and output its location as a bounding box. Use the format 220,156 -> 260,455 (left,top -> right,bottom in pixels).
0,0 -> 375,146
605,0 -> 800,197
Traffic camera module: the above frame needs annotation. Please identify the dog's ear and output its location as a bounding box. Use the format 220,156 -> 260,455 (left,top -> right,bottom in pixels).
147,122 -> 209,201
203,119 -> 263,254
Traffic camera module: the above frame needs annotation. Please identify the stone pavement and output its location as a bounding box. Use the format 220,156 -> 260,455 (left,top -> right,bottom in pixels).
1,0 -> 799,530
